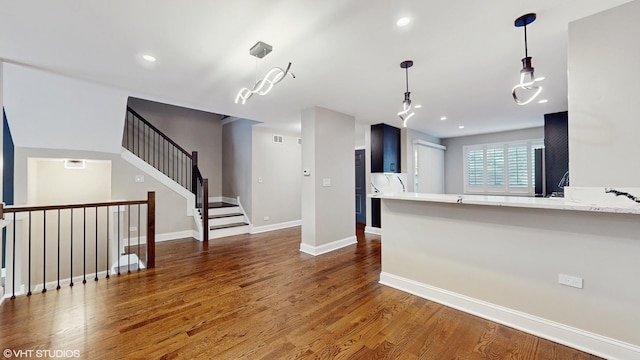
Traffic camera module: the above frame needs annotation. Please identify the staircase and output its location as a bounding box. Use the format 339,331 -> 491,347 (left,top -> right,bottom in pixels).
207,202 -> 250,239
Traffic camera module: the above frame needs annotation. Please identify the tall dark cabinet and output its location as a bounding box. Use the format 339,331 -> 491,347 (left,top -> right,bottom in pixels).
371,123 -> 401,173
370,123 -> 401,228
544,111 -> 569,195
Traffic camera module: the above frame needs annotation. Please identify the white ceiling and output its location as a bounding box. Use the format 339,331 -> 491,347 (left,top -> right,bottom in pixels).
0,0 -> 633,138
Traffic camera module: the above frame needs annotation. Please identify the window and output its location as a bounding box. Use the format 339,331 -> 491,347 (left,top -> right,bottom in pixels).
463,140 -> 543,195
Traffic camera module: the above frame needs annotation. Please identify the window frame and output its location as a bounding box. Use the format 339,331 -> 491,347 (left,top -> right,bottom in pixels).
463,139 -> 544,196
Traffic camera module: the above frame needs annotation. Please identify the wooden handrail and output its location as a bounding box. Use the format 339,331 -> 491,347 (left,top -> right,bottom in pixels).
3,200 -> 148,214
127,106 -> 193,159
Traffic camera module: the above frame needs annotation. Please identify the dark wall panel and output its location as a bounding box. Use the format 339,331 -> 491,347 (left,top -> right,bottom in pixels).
544,111 -> 569,195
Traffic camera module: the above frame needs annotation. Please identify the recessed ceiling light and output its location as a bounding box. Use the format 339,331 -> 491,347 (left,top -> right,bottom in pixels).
142,54 -> 156,62
458,125 -> 465,129
538,99 -> 548,104
440,116 -> 447,121
396,17 -> 410,27
414,104 -> 422,109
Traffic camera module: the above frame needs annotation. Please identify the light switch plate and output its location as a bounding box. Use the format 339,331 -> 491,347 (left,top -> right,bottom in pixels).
322,178 -> 331,187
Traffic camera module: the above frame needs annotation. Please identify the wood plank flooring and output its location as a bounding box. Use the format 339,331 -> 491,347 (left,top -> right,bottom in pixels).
0,226 -> 603,359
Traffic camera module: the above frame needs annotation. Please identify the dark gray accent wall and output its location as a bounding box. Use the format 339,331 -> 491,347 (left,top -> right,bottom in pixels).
544,111 -> 569,195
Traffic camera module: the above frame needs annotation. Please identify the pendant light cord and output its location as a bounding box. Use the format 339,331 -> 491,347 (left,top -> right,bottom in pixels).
405,67 -> 409,93
523,24 -> 529,58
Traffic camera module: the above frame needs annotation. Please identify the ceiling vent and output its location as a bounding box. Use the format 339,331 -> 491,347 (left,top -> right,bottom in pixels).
272,135 -> 284,144
64,159 -> 86,169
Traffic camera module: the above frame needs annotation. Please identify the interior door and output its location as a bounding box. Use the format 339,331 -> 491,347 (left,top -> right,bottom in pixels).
355,149 -> 366,223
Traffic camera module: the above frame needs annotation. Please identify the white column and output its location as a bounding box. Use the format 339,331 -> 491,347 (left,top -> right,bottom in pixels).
300,107 -> 356,255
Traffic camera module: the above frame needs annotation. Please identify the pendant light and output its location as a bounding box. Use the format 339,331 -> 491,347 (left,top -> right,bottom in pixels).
397,60 -> 416,127
512,13 -> 544,105
235,41 -> 295,105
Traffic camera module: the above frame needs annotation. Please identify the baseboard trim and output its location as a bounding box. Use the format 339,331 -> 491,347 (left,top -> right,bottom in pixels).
379,272 -> 640,360
122,230 -> 198,247
300,235 -> 357,256
364,226 -> 382,235
251,220 -> 301,234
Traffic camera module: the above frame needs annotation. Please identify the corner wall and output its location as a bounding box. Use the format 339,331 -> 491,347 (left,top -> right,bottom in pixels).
301,107 -> 355,255
251,126 -> 301,229
221,119 -> 255,220
568,0 -> 640,187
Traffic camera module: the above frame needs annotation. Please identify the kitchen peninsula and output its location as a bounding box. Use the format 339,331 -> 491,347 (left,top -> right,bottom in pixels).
373,192 -> 640,360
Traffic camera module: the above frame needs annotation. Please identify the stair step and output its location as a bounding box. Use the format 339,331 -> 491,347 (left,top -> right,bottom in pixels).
208,202 -> 237,209
209,214 -> 246,227
209,212 -> 244,219
208,205 -> 240,217
210,222 -> 249,231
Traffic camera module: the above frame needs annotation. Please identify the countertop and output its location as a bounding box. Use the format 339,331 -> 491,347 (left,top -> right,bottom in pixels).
371,192 -> 640,215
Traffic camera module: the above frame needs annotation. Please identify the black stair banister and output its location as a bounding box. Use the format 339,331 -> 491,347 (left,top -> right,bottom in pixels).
123,106 -> 209,241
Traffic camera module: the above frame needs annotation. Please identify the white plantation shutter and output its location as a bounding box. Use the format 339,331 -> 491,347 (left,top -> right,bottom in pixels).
486,147 -> 505,188
464,140 -> 543,195
467,149 -> 484,188
508,145 -> 529,187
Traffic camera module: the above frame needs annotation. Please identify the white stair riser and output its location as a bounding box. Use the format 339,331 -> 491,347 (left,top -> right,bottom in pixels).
210,225 -> 250,239
209,215 -> 245,227
208,206 -> 240,216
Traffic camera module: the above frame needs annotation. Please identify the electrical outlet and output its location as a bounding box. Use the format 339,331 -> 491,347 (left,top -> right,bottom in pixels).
559,273 -> 583,289
263,216 -> 269,221
130,226 -> 138,232
258,177 -> 263,183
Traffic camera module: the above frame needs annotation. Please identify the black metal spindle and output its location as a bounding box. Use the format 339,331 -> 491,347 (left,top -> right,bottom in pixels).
70,208 -> 74,287
137,116 -> 140,156
11,212 -> 16,299
83,207 -> 86,284
27,211 -> 32,296
95,206 -> 98,281
42,211 -> 47,293
57,209 -> 61,290
106,205 -> 110,279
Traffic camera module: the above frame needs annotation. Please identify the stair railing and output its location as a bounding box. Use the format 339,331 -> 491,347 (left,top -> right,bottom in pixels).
123,107 -> 209,241
1,192 -> 155,299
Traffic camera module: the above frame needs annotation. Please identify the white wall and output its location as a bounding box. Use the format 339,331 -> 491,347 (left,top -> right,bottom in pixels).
301,107 -> 355,254
221,119 -> 255,219
442,127 -> 544,194
3,63 -> 128,153
568,0 -> 640,187
251,126 -> 301,227
127,97 -> 223,197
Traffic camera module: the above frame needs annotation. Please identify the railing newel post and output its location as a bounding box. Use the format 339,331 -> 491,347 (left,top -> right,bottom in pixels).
146,192 -> 156,269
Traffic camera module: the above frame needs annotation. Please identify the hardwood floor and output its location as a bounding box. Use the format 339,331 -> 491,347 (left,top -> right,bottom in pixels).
0,226 -> 602,359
